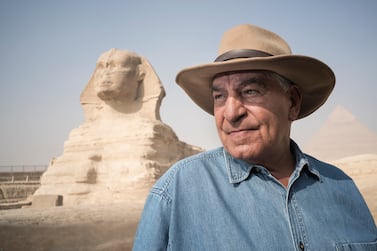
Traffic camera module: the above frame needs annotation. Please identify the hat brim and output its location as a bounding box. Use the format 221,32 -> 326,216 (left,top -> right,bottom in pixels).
176,55 -> 335,119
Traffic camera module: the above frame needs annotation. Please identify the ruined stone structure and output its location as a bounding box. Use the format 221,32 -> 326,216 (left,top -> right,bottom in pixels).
33,49 -> 202,205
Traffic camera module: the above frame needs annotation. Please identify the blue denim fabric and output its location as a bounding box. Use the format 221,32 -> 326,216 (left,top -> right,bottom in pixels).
133,141 -> 377,251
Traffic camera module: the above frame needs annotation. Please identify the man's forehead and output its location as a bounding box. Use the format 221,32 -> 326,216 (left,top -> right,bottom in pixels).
212,70 -> 272,86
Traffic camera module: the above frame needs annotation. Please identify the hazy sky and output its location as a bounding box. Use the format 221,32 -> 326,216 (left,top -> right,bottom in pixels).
1,0 -> 376,166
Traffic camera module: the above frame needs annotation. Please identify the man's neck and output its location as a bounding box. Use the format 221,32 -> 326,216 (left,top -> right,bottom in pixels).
262,146 -> 296,188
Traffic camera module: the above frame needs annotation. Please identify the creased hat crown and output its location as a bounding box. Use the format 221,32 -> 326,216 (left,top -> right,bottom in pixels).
218,24 -> 291,57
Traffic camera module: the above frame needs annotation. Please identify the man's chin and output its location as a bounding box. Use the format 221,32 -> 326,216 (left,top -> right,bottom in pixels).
224,145 -> 256,162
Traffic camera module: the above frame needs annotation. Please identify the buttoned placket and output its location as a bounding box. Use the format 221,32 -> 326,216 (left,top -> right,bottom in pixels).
254,165 -> 310,251
286,169 -> 310,251
287,191 -> 309,251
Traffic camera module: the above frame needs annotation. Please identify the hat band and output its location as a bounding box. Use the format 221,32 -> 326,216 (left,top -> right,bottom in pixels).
215,49 -> 273,62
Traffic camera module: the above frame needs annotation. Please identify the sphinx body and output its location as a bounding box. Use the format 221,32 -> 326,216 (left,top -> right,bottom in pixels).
34,49 -> 202,205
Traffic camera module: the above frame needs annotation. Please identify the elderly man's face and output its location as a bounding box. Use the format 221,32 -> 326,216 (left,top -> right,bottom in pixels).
94,50 -> 140,101
212,71 -> 301,164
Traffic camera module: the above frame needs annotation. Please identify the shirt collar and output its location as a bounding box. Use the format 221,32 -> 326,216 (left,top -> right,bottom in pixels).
290,140 -> 321,182
223,150 -> 253,184
223,140 -> 321,184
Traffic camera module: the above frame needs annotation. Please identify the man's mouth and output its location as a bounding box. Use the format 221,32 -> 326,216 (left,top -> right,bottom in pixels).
226,128 -> 257,135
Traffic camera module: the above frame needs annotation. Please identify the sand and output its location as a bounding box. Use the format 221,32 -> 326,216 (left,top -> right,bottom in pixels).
1,154 -> 376,251
0,201 -> 144,251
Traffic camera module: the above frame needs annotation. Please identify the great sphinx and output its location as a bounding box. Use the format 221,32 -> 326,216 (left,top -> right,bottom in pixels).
34,49 -> 202,205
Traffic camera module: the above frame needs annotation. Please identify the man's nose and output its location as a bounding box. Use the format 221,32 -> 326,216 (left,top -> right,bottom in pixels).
223,96 -> 246,123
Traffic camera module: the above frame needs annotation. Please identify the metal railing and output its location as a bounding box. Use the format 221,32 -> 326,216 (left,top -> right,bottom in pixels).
0,165 -> 47,184
0,165 -> 48,173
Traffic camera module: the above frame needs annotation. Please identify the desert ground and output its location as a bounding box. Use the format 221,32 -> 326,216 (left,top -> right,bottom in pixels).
0,200 -> 144,251
0,154 -> 376,251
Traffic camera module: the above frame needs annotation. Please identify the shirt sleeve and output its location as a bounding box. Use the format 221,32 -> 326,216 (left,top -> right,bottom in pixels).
132,189 -> 171,251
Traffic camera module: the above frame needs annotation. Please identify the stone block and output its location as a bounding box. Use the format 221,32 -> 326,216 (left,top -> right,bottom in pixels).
32,194 -> 63,207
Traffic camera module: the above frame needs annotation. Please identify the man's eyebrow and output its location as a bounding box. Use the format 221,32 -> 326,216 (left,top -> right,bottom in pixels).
211,76 -> 266,92
211,85 -> 221,92
239,77 -> 263,86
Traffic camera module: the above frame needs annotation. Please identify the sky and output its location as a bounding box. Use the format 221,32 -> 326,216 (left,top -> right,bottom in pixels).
0,0 -> 376,167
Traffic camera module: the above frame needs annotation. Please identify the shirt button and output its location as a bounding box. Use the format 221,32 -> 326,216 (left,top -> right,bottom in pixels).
299,241 -> 305,250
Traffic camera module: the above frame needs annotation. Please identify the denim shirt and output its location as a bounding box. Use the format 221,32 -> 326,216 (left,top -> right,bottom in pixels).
133,142 -> 377,251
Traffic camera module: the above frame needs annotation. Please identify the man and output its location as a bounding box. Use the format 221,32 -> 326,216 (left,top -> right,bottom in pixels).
133,24 -> 377,250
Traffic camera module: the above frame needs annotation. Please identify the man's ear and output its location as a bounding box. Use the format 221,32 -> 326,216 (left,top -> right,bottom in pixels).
288,86 -> 302,121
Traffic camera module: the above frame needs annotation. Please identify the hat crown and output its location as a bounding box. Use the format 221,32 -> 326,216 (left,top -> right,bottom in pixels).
218,24 -> 292,57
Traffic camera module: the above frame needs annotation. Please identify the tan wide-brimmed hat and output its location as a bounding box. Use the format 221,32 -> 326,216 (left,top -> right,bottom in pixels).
176,24 -> 335,119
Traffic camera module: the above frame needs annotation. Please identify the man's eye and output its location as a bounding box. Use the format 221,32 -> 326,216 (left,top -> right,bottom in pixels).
243,89 -> 260,96
212,93 -> 227,105
213,93 -> 225,100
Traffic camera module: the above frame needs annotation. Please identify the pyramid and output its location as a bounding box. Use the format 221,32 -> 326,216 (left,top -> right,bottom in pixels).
304,105 -> 377,161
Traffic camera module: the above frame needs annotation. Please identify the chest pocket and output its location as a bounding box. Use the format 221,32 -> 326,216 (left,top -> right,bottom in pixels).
335,241 -> 377,251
